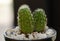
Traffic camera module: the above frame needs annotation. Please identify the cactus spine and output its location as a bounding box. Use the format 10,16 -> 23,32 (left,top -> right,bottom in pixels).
33,9 -> 47,32
18,5 -> 33,34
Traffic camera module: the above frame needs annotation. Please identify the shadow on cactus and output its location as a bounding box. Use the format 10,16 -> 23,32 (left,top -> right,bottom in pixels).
18,4 -> 47,34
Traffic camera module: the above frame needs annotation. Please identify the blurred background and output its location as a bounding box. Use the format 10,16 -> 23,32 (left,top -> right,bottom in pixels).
0,0 -> 60,41
0,0 -> 14,41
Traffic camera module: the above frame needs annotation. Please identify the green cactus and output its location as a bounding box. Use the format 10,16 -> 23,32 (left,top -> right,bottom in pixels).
18,5 -> 34,34
33,8 -> 47,32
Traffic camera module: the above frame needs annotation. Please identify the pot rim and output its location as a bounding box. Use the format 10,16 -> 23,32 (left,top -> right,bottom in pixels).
3,27 -> 57,40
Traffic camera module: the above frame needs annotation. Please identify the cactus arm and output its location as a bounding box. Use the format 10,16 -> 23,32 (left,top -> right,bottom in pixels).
33,8 -> 47,32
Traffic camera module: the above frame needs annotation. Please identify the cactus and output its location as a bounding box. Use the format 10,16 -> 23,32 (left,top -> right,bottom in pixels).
18,5 -> 34,34
33,8 -> 47,32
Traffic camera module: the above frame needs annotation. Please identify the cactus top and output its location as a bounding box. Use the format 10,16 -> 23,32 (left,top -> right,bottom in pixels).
18,4 -> 31,12
34,8 -> 46,16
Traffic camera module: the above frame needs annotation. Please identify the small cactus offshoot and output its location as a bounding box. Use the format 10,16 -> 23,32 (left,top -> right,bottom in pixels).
18,5 -> 34,34
33,9 -> 47,32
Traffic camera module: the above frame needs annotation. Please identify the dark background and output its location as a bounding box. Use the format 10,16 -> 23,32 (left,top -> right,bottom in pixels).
14,0 -> 60,41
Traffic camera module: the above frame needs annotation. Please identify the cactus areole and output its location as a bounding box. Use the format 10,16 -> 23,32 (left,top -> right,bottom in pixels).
18,5 -> 33,34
